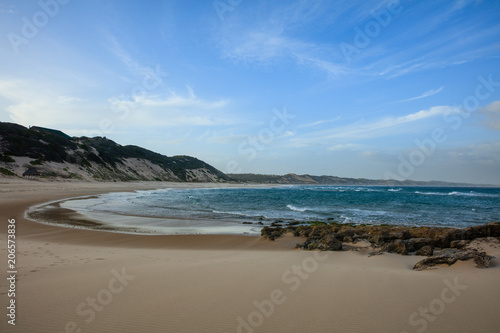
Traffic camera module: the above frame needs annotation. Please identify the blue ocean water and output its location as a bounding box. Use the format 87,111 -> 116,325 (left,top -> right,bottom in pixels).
61,186 -> 500,233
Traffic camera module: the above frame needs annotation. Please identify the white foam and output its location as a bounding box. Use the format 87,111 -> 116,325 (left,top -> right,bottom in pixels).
286,204 -> 308,212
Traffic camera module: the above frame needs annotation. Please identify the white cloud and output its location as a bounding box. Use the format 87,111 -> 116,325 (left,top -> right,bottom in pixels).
58,96 -> 85,104
451,0 -> 475,12
209,134 -> 249,144
395,87 -> 444,103
105,34 -> 150,77
325,106 -> 457,138
445,142 -> 500,165
0,4 -> 14,14
108,87 -> 233,128
217,2 -> 350,78
478,100 -> 500,130
221,29 -> 349,77
299,117 -> 342,128
140,93 -> 228,110
289,105 -> 459,148
328,143 -> 364,152
0,79 -> 235,133
0,79 -> 93,128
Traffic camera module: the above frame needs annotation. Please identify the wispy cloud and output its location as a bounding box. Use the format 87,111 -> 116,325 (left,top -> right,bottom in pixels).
104,33 -> 158,79
217,1 -> 351,77
139,92 -> 228,110
394,86 -> 444,103
328,143 -> 365,152
299,117 -> 342,128
289,105 -> 459,147
0,4 -> 14,14
217,0 -> 496,82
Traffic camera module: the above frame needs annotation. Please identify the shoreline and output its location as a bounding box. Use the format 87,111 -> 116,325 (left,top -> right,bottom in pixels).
23,181 -> 500,236
1,179 -> 499,332
26,194 -> 264,237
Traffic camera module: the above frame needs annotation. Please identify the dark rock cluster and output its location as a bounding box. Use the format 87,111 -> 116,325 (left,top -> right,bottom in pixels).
261,221 -> 500,270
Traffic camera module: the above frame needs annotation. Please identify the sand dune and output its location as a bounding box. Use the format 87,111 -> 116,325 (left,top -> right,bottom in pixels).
1,179 -> 499,332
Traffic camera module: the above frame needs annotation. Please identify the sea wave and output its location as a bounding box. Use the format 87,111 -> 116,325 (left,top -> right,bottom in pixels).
212,210 -> 268,219
415,190 -> 499,198
448,191 -> 499,198
415,191 -> 447,196
286,204 -> 308,212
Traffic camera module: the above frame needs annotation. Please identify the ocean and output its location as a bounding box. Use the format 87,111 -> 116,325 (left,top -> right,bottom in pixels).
56,185 -> 500,235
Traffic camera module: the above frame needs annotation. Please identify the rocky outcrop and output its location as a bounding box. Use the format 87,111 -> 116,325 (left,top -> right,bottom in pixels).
380,239 -> 408,255
296,234 -> 343,251
415,245 -> 434,257
261,226 -> 285,241
404,238 -> 434,252
261,222 -> 500,270
413,249 -> 494,270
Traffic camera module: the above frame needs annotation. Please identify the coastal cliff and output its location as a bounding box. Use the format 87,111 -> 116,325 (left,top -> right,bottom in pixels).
0,122 -> 230,182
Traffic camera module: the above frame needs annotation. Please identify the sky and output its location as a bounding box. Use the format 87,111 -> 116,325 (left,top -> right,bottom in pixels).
0,0 -> 499,184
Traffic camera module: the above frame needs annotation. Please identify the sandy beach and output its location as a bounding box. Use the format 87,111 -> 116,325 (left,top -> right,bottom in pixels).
1,179 -> 499,333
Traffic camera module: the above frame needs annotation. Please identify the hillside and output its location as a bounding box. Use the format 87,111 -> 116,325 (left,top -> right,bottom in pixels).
228,173 -> 477,187
0,122 -> 230,182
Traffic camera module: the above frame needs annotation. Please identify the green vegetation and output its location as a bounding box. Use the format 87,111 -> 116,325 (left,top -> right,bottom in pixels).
227,173 -> 283,183
228,173 -> 472,186
0,154 -> 15,163
0,122 -> 230,182
0,167 -> 15,176
310,221 -> 328,226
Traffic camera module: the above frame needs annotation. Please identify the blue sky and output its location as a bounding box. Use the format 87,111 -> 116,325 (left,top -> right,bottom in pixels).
1,0 -> 499,184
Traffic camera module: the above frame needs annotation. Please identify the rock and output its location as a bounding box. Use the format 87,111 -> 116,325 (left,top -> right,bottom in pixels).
450,240 -> 470,249
413,255 -> 458,270
436,222 -> 500,248
392,230 -> 412,240
415,245 -> 434,256
353,233 -> 371,242
322,234 -> 343,251
261,226 -> 285,241
465,222 -> 500,239
413,249 -> 494,270
437,229 -> 465,248
472,251 -> 493,268
343,236 -> 354,243
307,241 -> 319,250
369,232 -> 397,246
404,238 -> 434,253
297,234 -> 343,251
380,239 -> 408,255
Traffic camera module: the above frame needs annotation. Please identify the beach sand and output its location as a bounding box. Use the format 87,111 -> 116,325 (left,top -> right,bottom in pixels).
1,179 -> 499,333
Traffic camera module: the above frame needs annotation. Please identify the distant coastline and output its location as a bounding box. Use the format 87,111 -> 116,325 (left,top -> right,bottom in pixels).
227,173 -> 499,187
